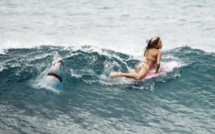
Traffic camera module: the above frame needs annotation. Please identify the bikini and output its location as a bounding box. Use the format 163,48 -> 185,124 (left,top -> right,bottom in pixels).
142,49 -> 157,72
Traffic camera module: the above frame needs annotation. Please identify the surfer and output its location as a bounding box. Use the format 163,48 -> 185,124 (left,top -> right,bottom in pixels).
110,36 -> 163,80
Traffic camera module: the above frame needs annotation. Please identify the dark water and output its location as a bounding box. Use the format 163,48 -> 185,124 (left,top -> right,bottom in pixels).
0,46 -> 214,134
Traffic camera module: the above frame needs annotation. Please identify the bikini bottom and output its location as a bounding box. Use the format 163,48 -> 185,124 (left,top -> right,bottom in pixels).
136,63 -> 150,72
142,63 -> 150,72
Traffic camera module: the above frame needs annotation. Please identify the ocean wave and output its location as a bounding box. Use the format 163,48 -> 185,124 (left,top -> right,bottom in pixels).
0,45 -> 214,134
0,45 -> 214,91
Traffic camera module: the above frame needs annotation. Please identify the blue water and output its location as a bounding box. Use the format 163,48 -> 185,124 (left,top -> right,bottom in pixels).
0,0 -> 215,134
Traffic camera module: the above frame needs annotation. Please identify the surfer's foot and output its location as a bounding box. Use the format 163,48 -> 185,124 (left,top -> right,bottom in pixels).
110,72 -> 122,78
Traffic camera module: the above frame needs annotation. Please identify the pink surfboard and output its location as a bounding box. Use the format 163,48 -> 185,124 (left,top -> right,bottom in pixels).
143,61 -> 178,80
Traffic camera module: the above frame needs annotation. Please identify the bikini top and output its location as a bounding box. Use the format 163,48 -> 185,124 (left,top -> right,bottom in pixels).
144,48 -> 156,61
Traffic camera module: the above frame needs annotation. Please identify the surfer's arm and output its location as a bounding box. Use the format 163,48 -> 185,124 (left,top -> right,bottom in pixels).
155,64 -> 160,73
155,51 -> 162,73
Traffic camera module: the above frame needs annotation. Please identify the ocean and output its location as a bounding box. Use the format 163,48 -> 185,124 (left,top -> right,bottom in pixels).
0,0 -> 215,134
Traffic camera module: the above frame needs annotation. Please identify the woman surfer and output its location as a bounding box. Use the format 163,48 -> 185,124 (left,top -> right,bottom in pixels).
110,36 -> 163,80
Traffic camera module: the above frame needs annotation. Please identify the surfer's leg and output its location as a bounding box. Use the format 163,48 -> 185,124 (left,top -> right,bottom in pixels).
110,67 -> 148,80
135,64 -> 142,73
134,66 -> 148,80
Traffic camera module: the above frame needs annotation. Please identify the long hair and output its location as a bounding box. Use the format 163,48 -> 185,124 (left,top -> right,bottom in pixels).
144,36 -> 160,55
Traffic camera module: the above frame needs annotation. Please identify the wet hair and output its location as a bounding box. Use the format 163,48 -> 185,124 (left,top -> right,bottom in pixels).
144,36 -> 160,55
